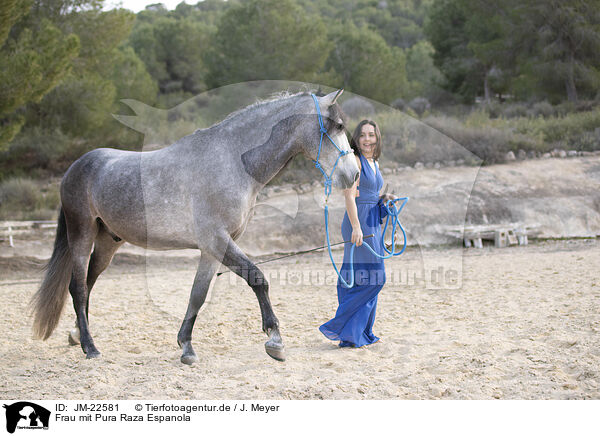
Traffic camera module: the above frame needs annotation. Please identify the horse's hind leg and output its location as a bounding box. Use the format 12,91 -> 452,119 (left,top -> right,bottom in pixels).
177,252 -> 220,365
69,225 -> 123,346
206,233 -> 285,362
64,213 -> 100,358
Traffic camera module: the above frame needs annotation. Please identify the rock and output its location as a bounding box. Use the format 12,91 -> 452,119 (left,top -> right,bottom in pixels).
517,149 -> 527,160
429,386 -> 443,398
527,150 -> 537,159
505,151 -> 516,161
558,150 -> 567,158
567,150 -> 578,157
542,152 -> 551,159
425,162 -> 433,169
414,162 -> 424,170
446,160 -> 456,167
383,168 -> 392,175
456,159 -> 465,166
434,162 -> 441,169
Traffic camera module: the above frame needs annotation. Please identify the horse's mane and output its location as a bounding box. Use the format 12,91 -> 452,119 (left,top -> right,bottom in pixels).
219,90 -> 312,124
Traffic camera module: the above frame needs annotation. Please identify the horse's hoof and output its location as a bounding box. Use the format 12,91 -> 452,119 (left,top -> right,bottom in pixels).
265,342 -> 286,362
86,350 -> 101,359
68,328 -> 80,345
180,353 -> 198,365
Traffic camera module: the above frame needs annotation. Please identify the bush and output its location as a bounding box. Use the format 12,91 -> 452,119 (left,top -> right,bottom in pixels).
373,111 -> 480,166
390,98 -> 406,111
1,127 -> 84,175
0,177 -> 60,220
408,97 -> 431,116
340,97 -> 376,119
425,115 -> 510,164
514,108 -> 600,147
501,103 -> 528,118
529,100 -> 555,118
0,178 -> 39,211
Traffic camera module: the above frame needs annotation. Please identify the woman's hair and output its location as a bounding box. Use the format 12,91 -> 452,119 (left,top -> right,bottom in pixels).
350,119 -> 382,161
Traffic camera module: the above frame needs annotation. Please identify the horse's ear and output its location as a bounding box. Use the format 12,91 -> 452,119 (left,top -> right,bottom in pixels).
332,89 -> 344,104
322,89 -> 344,106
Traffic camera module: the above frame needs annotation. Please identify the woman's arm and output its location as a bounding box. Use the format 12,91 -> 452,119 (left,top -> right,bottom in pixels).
344,155 -> 363,246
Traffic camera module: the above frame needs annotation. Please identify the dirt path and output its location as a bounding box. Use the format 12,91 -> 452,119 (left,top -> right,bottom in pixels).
1,239 -> 598,399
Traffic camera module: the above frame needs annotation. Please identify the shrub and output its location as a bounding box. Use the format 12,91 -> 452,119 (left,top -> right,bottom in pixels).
340,97 -> 376,119
390,98 -> 406,111
408,97 -> 431,116
0,177 -> 60,220
0,178 -> 39,211
501,103 -> 528,118
529,100 -> 555,118
374,112 -> 481,166
424,115 -> 510,165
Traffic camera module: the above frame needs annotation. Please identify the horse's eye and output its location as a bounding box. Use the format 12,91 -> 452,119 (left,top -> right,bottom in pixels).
337,123 -> 344,130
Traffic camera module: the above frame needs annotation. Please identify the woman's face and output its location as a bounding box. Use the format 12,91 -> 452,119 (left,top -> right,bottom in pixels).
358,123 -> 377,159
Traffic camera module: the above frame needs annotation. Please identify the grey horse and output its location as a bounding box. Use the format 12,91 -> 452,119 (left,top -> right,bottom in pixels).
30,89 -> 359,364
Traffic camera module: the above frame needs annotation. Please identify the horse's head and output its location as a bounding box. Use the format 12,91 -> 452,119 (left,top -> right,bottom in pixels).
301,90 -> 360,191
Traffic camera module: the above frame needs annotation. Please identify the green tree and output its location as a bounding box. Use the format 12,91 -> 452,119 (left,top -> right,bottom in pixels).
425,0 -> 474,101
511,0 -> 600,102
32,7 -> 139,137
129,15 -> 211,95
324,22 -> 409,103
405,40 -> 444,98
204,0 -> 332,87
297,0 -> 432,49
3,0 -> 157,174
0,0 -> 79,150
426,0 -> 600,103
111,46 -> 158,104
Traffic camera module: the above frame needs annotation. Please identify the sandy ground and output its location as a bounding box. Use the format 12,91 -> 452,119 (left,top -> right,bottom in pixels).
0,237 -> 599,400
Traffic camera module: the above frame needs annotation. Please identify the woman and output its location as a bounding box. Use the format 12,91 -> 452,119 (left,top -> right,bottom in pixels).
319,119 -> 396,348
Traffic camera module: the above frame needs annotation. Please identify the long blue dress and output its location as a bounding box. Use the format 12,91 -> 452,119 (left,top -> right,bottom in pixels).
319,153 -> 389,347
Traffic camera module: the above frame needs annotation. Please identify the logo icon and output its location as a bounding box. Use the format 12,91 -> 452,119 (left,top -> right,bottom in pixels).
3,402 -> 50,434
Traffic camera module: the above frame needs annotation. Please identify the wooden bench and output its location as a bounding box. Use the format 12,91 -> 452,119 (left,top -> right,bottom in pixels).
442,223 -> 540,248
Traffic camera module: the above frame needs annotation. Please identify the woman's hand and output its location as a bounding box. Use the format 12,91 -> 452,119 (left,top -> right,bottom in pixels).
351,225 -> 363,246
380,193 -> 398,205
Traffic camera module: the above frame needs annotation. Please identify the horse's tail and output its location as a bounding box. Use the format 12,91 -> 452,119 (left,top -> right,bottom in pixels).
31,208 -> 72,340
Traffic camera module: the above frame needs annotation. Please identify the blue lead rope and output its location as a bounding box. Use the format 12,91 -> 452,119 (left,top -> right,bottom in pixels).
310,93 -> 409,288
324,197 -> 408,288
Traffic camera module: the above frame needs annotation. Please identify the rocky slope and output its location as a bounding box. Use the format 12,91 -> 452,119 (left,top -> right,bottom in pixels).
238,156 -> 600,255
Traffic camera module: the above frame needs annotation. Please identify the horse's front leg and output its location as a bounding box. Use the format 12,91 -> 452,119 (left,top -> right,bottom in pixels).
177,252 -> 220,365
208,233 -> 285,361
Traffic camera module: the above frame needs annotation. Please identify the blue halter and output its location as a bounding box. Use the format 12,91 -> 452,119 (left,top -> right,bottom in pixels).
310,93 -> 408,288
311,93 -> 352,197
